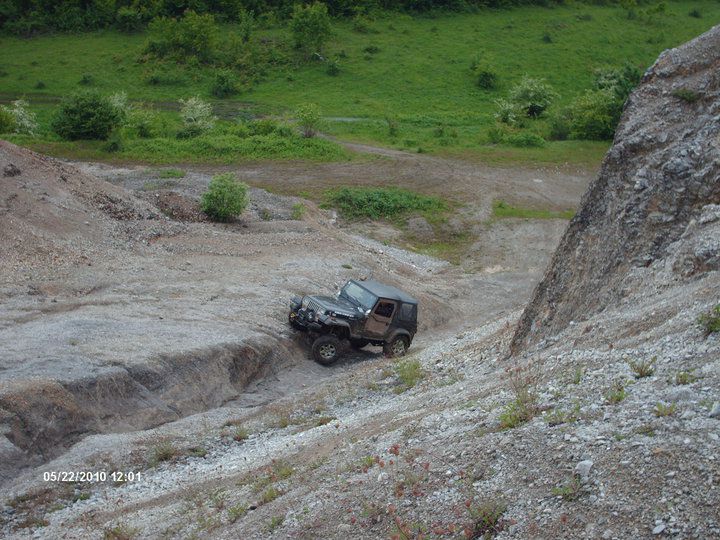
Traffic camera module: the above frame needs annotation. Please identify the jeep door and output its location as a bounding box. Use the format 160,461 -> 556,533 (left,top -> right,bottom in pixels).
364,299 -> 397,337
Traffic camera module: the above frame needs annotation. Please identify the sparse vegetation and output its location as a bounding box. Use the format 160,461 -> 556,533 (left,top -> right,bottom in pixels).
268,515 -> 285,531
698,304 -> 720,335
200,173 -> 248,222
150,441 -> 179,465
499,362 -> 539,429
605,380 -> 627,404
552,476 -> 582,500
394,359 -> 426,393
628,357 -> 655,378
291,203 -> 306,220
467,499 -> 507,537
157,168 -> 185,179
260,486 -> 280,505
233,426 -> 249,441
544,403 -> 580,426
103,523 -> 139,540
227,503 -> 247,523
675,370 -> 697,385
654,402 -> 677,417
672,88 -> 701,102
493,200 -> 574,220
325,187 -> 446,221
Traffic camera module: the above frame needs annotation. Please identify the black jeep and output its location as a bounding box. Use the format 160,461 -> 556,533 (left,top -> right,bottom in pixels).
289,279 -> 418,365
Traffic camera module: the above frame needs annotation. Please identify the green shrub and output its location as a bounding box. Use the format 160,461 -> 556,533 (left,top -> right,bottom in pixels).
568,89 -> 622,141
237,8 -> 254,43
506,132 -> 546,148
290,2 -> 332,55
211,69 -> 238,98
291,203 -> 306,220
698,305 -> 720,336
593,63 -> 641,103
116,6 -> 144,33
548,109 -> 572,141
508,76 -> 558,118
145,11 -> 219,63
79,73 -> 94,86
394,359 -> 425,393
467,499 -> 507,537
1,99 -> 37,135
0,108 -> 16,134
103,128 -> 124,153
178,97 -> 216,138
672,88 -> 701,103
628,357 -> 655,378
493,99 -> 521,126
689,8 -> 702,18
296,103 -> 321,138
325,187 -> 446,220
52,91 -> 125,140
201,173 -> 248,222
326,59 -> 340,76
487,123 -> 510,144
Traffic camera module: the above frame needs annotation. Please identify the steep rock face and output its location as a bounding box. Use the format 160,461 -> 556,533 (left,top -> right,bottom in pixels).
511,25 -> 720,354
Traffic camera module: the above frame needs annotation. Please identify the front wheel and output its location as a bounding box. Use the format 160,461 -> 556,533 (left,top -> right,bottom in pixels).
312,334 -> 341,366
383,335 -> 409,358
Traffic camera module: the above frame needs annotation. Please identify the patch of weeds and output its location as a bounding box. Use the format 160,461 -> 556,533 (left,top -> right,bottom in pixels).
552,476 -> 582,500
187,446 -> 207,458
17,516 -> 50,529
698,305 -> 720,336
493,200 -> 574,220
291,202 -> 306,220
150,441 -> 179,465
688,8 -> 702,18
635,424 -> 656,437
103,524 -> 139,540
73,492 -> 91,502
393,359 -> 425,394
654,402 -> 677,417
78,73 -> 94,86
604,380 -> 626,405
628,357 -> 655,379
544,403 -> 580,426
233,426 -> 249,441
675,370 -> 698,385
672,88 -> 701,103
324,186 -> 446,221
157,168 -> 186,178
227,503 -> 247,523
499,361 -> 539,429
358,455 -> 376,472
571,366 -> 584,385
259,486 -> 280,505
268,515 -> 285,531
314,416 -> 335,427
467,499 -> 507,537
341,263 -> 353,269
260,208 -> 272,220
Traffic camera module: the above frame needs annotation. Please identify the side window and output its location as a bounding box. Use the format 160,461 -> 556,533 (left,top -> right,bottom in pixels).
400,304 -> 416,321
374,301 -> 395,318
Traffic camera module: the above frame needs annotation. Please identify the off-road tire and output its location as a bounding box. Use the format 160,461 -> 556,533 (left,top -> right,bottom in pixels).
383,335 -> 409,358
312,334 -> 341,366
349,338 -> 370,350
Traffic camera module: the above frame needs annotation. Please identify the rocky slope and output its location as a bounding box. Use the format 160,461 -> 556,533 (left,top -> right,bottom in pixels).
511,25 -> 720,354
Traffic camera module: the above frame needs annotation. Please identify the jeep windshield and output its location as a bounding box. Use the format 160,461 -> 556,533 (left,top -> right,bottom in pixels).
340,282 -> 377,311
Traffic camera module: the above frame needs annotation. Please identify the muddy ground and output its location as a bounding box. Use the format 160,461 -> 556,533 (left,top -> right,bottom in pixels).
0,140 -> 594,535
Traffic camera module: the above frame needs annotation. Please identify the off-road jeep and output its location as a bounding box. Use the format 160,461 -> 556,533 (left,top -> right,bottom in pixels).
289,279 -> 418,365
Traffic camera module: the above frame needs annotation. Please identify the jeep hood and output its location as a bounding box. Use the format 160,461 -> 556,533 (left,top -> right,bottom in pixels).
306,295 -> 362,317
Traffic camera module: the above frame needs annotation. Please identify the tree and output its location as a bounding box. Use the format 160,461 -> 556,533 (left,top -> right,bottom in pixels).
508,76 -> 558,118
289,2 -> 332,55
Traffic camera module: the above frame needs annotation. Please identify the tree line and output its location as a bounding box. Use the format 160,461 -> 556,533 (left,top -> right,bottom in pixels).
1,0 -> 568,35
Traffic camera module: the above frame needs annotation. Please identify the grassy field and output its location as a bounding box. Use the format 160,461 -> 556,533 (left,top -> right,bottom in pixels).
1,2 -> 718,164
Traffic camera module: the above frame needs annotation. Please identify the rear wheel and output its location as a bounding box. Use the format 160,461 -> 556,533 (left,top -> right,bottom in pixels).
349,338 -> 370,350
383,335 -> 409,358
312,334 -> 341,366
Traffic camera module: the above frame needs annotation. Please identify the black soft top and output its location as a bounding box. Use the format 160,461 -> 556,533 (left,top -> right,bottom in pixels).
353,279 -> 418,305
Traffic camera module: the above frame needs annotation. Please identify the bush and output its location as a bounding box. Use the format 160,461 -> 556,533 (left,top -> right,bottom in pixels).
296,103 -> 321,138
145,11 -> 219,63
493,99 -> 521,126
211,69 -> 238,98
506,132 -> 546,148
593,63 -> 641,103
1,99 -> 37,135
471,53 -> 498,90
0,108 -> 16,134
178,97 -> 215,138
569,89 -> 621,140
324,186 -> 446,220
201,173 -> 248,222
237,8 -> 254,42
116,6 -> 144,33
52,91 -> 125,140
548,109 -> 572,141
698,305 -> 720,336
689,8 -> 701,18
508,76 -> 558,118
290,2 -> 332,55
